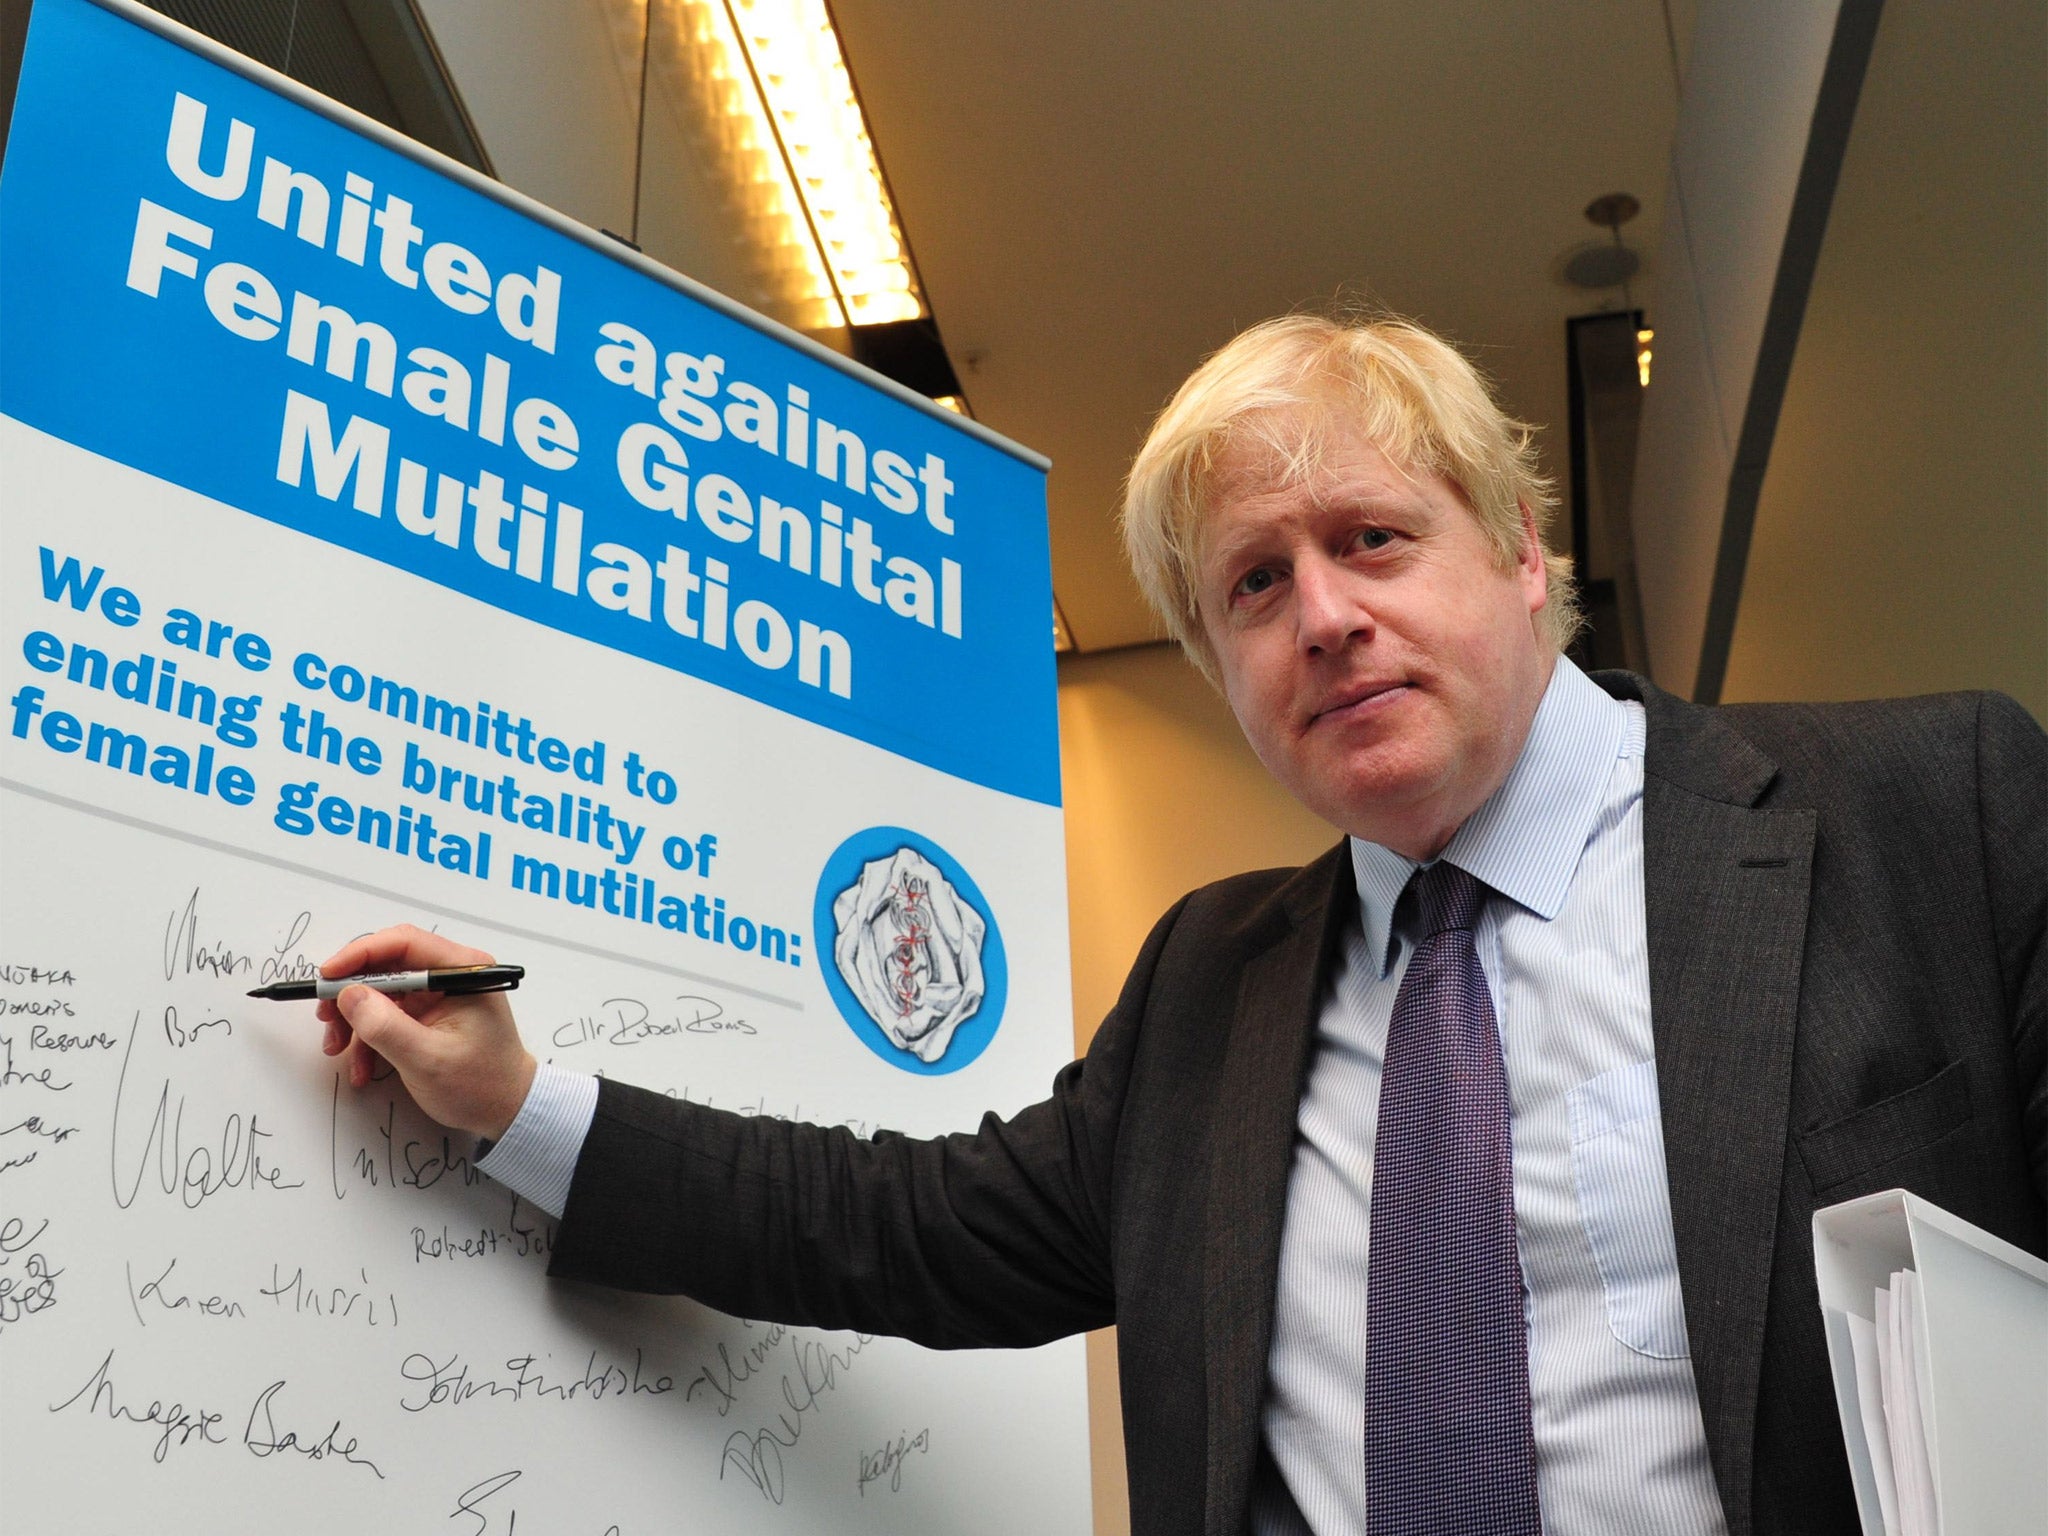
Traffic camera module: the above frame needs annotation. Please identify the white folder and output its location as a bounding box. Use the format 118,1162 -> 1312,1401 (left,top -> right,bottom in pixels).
1813,1189 -> 2048,1536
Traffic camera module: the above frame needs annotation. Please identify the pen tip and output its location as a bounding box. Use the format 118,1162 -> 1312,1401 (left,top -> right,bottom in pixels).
246,987 -> 266,998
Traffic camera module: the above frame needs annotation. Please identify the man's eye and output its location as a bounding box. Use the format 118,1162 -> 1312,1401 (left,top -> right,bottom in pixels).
1235,567 -> 1277,598
1353,527 -> 1394,552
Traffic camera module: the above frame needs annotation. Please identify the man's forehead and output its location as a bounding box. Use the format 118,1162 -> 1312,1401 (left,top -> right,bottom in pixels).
1202,413 -> 1432,527
1210,402 -> 1330,486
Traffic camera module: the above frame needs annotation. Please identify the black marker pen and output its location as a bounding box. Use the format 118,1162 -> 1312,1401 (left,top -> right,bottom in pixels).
247,964 -> 524,1002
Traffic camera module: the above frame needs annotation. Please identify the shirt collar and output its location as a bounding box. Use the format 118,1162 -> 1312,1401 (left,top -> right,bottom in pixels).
1348,656 -> 1631,975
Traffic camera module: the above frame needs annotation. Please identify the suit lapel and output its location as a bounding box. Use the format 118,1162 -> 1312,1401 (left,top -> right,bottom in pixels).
1201,847 -> 1352,1536
1624,675 -> 1816,1536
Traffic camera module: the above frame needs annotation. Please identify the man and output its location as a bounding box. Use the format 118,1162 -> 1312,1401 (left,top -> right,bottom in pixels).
319,315 -> 2046,1536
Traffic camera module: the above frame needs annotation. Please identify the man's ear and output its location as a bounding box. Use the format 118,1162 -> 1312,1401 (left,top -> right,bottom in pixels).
1516,498 -> 1549,615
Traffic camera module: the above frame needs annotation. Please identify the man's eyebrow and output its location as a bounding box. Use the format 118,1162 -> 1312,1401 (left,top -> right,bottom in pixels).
1199,521 -> 1272,575
1311,477 -> 1428,516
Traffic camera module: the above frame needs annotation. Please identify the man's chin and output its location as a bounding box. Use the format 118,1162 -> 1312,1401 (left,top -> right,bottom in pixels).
1293,750 -> 1456,848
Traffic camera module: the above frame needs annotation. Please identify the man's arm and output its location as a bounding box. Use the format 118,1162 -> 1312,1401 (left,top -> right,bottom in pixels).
1976,692 -> 2048,1201
542,898 -> 1194,1350
318,896 -> 1194,1349
475,1064 -> 598,1219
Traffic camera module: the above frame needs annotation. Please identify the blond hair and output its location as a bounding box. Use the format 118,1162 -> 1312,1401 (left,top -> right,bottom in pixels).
1121,312 -> 1579,683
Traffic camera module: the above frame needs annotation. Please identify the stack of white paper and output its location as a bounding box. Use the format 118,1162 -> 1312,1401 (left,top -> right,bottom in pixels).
1814,1190 -> 2048,1536
1846,1268 -> 1941,1535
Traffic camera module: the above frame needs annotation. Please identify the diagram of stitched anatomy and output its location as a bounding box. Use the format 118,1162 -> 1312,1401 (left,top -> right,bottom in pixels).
830,846 -> 989,1063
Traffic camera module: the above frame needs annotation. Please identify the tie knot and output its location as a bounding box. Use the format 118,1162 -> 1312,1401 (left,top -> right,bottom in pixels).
1411,861 -> 1486,938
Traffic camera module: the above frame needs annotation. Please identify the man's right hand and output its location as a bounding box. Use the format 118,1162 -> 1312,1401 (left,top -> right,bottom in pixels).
314,923 -> 537,1143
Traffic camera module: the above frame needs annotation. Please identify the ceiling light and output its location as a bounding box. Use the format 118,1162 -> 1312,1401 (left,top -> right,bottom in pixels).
660,0 -> 841,330
1637,327 -> 1654,388
1565,190 -> 1644,306
1561,242 -> 1642,291
721,0 -> 924,327
659,0 -> 926,331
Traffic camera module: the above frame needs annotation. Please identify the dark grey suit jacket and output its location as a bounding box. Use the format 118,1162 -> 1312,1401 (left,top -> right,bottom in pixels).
550,675 -> 2046,1536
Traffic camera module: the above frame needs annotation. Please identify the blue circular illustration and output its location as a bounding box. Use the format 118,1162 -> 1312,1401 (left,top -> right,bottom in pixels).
813,826 -> 1007,1076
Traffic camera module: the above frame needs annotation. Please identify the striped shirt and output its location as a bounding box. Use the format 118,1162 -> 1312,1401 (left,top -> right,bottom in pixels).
1252,657 -> 1730,1536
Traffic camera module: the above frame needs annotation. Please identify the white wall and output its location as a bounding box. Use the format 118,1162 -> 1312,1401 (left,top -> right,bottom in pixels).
1722,0 -> 2047,720
1057,642 -> 1339,1536
414,0 -> 645,236
1630,0 -> 1867,697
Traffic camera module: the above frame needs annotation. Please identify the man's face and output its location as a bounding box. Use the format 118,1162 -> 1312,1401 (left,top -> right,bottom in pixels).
1195,415 -> 1552,859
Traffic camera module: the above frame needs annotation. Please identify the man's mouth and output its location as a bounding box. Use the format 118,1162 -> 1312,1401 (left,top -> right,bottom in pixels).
1309,679 -> 1409,726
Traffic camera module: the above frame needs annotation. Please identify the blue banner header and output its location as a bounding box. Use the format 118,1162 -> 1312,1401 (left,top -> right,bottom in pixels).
0,0 -> 1060,804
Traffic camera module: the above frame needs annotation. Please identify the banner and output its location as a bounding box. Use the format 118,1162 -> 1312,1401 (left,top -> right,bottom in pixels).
0,1 -> 1086,1529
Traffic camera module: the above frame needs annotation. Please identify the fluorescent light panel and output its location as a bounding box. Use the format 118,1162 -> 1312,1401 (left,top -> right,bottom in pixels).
669,0 -> 925,330
663,0 -> 839,329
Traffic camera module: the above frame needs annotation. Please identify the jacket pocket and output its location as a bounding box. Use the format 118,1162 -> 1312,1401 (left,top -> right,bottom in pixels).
1567,1059 -> 1690,1359
1795,1059 -> 1973,1195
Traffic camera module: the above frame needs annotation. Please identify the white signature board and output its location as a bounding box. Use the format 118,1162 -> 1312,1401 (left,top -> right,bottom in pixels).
0,2 -> 1086,1529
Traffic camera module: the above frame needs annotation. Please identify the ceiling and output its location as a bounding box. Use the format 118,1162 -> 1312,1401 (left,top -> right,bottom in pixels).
823,0 -> 1695,650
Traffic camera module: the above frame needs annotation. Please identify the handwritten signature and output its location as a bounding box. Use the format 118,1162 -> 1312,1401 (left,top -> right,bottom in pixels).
0,965 -> 75,986
411,1197 -> 553,1264
25,1024 -> 115,1051
399,1348 -> 674,1412
0,994 -> 74,1018
127,1256 -> 246,1324
718,1332 -> 874,1505
162,887 -> 253,982
49,1348 -> 228,1463
243,1380 -> 385,1478
858,1427 -> 932,1495
0,1215 -> 61,1332
449,1469 -> 622,1536
110,1012 -> 303,1210
684,1320 -> 786,1417
50,1350 -> 387,1476
260,1262 -> 400,1327
0,1032 -> 70,1093
1,1111 -> 78,1176
328,1084 -> 484,1201
161,1004 -> 232,1050
160,890 -> 317,986
551,996 -> 755,1050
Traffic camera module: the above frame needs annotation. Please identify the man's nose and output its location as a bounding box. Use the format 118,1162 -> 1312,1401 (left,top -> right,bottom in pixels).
1294,555 -> 1371,655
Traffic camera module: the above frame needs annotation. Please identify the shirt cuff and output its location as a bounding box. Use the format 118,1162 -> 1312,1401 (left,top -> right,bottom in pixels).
476,1062 -> 599,1220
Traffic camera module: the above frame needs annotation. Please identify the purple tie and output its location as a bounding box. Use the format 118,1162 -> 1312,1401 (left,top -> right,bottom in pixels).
1363,862 -> 1541,1535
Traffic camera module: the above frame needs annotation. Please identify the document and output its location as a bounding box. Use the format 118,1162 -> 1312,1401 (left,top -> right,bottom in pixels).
1815,1189 -> 2048,1536
1865,1269 -> 1940,1536
1844,1311 -> 1899,1536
